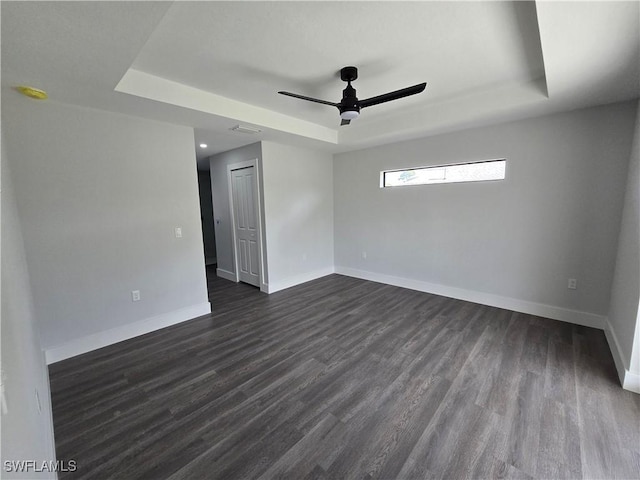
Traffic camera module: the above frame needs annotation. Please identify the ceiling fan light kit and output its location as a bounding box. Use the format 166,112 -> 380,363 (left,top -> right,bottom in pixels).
278,66 -> 426,126
340,110 -> 360,120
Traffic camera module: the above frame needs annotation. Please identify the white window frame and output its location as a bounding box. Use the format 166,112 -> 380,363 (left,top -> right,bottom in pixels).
380,159 -> 506,188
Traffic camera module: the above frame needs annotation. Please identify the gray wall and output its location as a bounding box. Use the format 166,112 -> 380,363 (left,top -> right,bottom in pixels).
209,141 -> 334,293
261,141 -> 334,292
3,95 -> 209,354
334,101 -> 637,320
209,142 -> 264,279
1,132 -> 57,478
608,99 -> 640,384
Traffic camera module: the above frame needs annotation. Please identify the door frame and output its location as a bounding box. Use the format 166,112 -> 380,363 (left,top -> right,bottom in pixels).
227,159 -> 267,292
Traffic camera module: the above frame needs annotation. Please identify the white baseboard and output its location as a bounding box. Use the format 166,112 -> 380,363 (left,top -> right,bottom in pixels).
623,370 -> 640,394
216,268 -> 237,282
604,321 -> 628,386
604,320 -> 640,394
267,267 -> 335,294
45,302 -> 212,364
335,266 -> 606,329
217,266 -> 334,294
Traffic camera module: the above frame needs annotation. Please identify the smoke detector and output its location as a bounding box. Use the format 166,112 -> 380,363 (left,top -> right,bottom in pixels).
16,86 -> 48,100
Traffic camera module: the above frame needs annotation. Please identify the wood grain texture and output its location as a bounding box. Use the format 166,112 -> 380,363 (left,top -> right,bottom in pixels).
49,268 -> 640,479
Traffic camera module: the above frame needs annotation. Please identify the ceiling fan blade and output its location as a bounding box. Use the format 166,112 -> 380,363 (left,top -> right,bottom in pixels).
278,91 -> 338,107
359,83 -> 427,109
340,118 -> 351,126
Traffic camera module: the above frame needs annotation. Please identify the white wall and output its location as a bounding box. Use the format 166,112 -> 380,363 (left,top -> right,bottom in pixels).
209,141 -> 334,293
1,131 -> 57,478
2,95 -> 210,362
334,101 -> 637,327
607,100 -> 640,393
209,142 -> 264,281
261,141 -> 334,292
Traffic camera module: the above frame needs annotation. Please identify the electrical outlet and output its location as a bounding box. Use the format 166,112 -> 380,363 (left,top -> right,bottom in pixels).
568,278 -> 577,290
174,227 -> 183,238
131,290 -> 141,302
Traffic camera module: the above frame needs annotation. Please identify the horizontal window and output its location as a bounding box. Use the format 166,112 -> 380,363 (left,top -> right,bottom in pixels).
381,159 -> 506,188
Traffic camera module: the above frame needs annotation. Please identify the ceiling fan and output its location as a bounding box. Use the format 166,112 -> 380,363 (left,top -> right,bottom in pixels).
278,66 -> 427,126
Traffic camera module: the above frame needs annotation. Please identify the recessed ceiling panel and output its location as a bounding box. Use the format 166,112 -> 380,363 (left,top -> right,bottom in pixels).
130,1 -> 547,129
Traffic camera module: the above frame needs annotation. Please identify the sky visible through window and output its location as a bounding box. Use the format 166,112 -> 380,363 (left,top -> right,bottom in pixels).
382,159 -> 506,188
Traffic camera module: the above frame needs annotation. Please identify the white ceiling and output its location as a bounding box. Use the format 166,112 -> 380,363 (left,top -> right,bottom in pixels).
2,1 -> 638,170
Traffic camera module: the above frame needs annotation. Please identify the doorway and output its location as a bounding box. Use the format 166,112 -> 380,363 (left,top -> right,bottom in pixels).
197,170 -> 217,266
228,160 -> 263,288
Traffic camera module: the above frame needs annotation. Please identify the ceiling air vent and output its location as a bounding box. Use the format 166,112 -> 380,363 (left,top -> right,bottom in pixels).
230,124 -> 262,134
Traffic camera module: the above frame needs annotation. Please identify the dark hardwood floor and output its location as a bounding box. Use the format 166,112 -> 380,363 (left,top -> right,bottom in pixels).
49,268 -> 640,479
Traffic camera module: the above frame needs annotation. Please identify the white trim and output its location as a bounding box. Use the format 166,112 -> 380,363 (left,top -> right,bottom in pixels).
335,266 -> 606,329
266,267 -> 335,294
44,303 -> 212,364
604,319 -> 640,394
227,165 -> 241,284
216,267 -> 237,282
40,348 -> 58,474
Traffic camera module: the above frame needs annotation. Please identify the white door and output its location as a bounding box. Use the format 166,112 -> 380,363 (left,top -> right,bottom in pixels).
231,166 -> 260,287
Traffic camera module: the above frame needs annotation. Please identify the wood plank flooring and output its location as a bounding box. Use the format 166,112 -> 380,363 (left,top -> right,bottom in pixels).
49,270 -> 640,479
